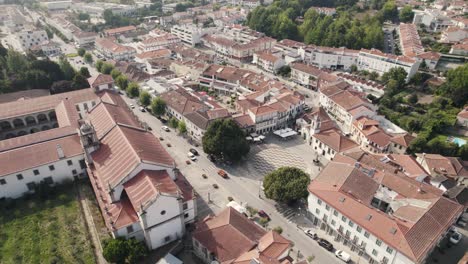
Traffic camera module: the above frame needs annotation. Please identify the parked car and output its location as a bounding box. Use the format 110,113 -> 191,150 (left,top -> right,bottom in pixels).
450,230 -> 462,244
162,126 -> 170,132
129,104 -> 135,109
218,169 -> 228,178
160,118 -> 168,124
335,250 -> 351,263
303,229 -> 317,240
258,210 -> 270,221
317,238 -> 333,251
139,107 -> 145,112
457,219 -> 467,227
188,152 -> 197,161
189,148 -> 199,156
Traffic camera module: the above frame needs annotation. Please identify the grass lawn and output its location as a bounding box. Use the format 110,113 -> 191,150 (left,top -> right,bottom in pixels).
0,183 -> 95,264
66,53 -> 78,58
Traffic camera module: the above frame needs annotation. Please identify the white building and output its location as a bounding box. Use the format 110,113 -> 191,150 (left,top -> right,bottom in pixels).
40,1 -> 72,11
95,38 -> 137,61
440,26 -> 468,43
357,49 -> 420,81
307,161 -> 463,264
299,46 -> 359,71
170,24 -> 215,47
15,29 -> 49,51
290,62 -> 326,89
252,50 -> 285,73
412,9 -> 453,32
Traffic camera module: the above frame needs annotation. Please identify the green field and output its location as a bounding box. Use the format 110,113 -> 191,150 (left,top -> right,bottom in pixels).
0,183 -> 96,264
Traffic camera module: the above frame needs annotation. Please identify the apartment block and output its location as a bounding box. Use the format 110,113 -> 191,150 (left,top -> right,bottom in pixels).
357,49 -> 420,81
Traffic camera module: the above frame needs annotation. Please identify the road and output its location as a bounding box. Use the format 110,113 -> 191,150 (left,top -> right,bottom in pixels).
122,96 -> 340,264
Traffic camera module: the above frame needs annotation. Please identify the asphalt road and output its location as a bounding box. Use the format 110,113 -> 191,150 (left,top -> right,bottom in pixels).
122,96 -> 341,264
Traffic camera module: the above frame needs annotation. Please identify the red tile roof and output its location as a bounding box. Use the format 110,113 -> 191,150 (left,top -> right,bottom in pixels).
313,129 -> 359,152
104,25 -> 136,35
88,74 -> 114,88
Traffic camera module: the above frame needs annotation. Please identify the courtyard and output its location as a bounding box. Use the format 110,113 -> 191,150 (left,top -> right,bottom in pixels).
0,182 -> 96,264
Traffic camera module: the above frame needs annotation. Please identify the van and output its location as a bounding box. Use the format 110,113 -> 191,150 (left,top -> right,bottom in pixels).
335,250 -> 351,263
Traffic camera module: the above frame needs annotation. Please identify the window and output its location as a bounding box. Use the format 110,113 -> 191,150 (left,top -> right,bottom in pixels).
43,177 -> 53,184
325,205 -> 330,211
331,220 -> 336,226
26,182 -> 35,191
33,169 -> 40,175
161,210 -> 166,215
356,226 -> 362,233
17,174 -> 23,180
315,208 -> 320,215
341,215 -> 347,222
376,239 -> 382,246
348,220 -> 354,228
72,169 -> 77,175
333,210 -> 338,216
49,165 -> 55,171
382,257 -> 389,264
364,231 -> 370,238
164,235 -> 171,242
183,203 -> 188,210
126,225 -> 134,233
372,249 -> 378,256
317,199 -> 322,205
67,160 -> 73,166
0,179 -> 6,185
184,213 -> 189,218
386,247 -> 393,254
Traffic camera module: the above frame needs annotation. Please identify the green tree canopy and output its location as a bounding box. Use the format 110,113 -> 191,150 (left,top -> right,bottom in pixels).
178,120 -> 187,134
72,73 -> 90,89
115,75 -> 129,90
95,60 -> 104,72
7,50 -> 29,73
79,67 -> 91,78
101,63 -> 114,74
102,238 -> 148,264
263,167 -> 310,204
169,117 -> 179,128
150,96 -> 166,116
59,57 -> 76,81
202,119 -> 250,162
84,52 -> 93,63
436,63 -> 468,107
111,69 -> 122,80
126,82 -> 140,98
139,90 -> 151,107
399,5 -> 414,23
77,47 -> 86,57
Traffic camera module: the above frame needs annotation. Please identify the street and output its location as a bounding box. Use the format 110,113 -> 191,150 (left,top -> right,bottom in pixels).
122,96 -> 341,264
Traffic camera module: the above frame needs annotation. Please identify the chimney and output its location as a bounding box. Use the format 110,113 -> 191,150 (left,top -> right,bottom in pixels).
56,144 -> 65,159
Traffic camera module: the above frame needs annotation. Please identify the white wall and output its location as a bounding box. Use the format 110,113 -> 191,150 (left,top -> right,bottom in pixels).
0,154 -> 86,199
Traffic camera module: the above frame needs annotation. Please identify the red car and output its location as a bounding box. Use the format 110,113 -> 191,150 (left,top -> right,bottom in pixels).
218,170 -> 228,178
258,210 -> 270,221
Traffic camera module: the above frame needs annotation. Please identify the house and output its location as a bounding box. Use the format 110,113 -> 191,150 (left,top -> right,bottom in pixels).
307,161 -> 463,264
457,107 -> 468,127
252,50 -> 285,73
84,93 -> 196,250
398,23 -> 424,57
87,74 -> 115,91
135,49 -> 172,64
30,41 -> 61,57
290,62 -> 325,89
141,34 -> 181,51
73,31 -> 98,46
311,126 -> 359,161
450,41 -> 468,56
184,108 -> 231,142
440,26 -> 468,43
104,25 -> 137,37
192,207 -> 291,264
416,153 -> 468,185
15,29 -> 49,51
357,49 -> 420,81
298,45 -> 359,71
159,88 -> 208,121
170,24 -> 216,47
309,6 -> 336,16
95,38 -> 136,61
417,51 -> 441,70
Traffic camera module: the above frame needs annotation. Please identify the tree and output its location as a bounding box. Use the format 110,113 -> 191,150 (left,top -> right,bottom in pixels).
102,238 -> 128,264
139,90 -> 151,107
169,117 -> 179,128
273,226 -> 283,234
202,119 -> 250,162
382,67 -> 407,89
459,144 -> 468,161
84,52 -> 93,63
178,120 -> 187,134
151,97 -> 166,116
78,12 -> 90,21
77,47 -> 86,57
350,64 -> 358,73
59,57 -> 76,80
399,5 -> 414,23
111,69 -> 122,80
126,82 -> 140,98
79,67 -> 91,78
50,80 -> 73,94
125,238 -> 148,264
115,75 -> 129,90
277,65 -> 291,77
381,1 -> 398,22
6,50 -> 29,73
369,71 -> 379,81
95,60 -> 104,72
72,73 -> 90,89
436,63 -> 468,107
408,93 -> 418,104
263,167 -> 310,204
101,63 -> 114,74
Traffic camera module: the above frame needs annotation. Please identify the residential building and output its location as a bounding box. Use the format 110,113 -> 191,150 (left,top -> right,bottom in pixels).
184,108 -> 231,142
87,74 -> 115,91
159,88 -> 209,121
15,29 -> 49,51
141,33 -> 181,52
457,107 -> 468,127
412,9 -> 453,32
30,41 -> 61,57
40,0 -> 72,11
170,24 -> 216,47
440,27 -> 468,43
398,23 -> 424,57
450,41 -> 468,56
336,73 -> 385,98
73,31 -> 98,46
192,207 -> 291,264
299,45 -> 359,71
95,38 -> 137,61
416,153 -> 468,185
104,25 -> 137,37
307,161 -> 463,264
417,51 -> 441,70
135,49 -> 172,64
290,62 -> 326,89
252,50 -> 285,73
357,49 -> 420,81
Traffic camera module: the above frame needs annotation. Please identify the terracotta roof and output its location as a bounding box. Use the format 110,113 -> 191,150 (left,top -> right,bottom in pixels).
387,154 -> 428,179
418,154 -> 468,178
88,74 -> 114,88
96,38 -> 136,54
250,105 -> 277,116
330,90 -> 368,111
313,129 -> 359,152
257,51 -> 280,63
0,135 -> 83,177
160,88 -> 207,115
291,62 -> 324,77
233,114 -> 255,128
417,51 -> 441,61
457,107 -> 468,119
184,108 -> 230,130
136,49 -> 172,60
123,170 -> 180,212
0,89 -> 50,104
104,25 -> 136,35
390,133 -> 415,147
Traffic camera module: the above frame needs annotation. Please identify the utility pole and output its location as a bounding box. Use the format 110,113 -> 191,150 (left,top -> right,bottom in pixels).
208,192 -> 211,203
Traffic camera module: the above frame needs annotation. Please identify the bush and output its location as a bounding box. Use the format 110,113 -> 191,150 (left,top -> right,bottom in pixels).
227,196 -> 234,202
259,217 -> 269,227
273,226 -> 283,234
102,237 -> 148,264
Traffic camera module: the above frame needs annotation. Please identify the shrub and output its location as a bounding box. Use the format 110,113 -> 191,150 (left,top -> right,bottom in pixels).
227,196 -> 234,202
273,226 -> 283,234
259,217 -> 269,227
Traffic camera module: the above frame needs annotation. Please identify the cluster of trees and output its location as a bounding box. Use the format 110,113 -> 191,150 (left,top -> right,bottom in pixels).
102,238 -> 148,264
96,60 -> 141,98
175,2 -> 194,12
376,65 -> 468,160
0,45 -> 89,94
202,119 -> 250,162
263,167 -> 310,204
77,48 -> 93,63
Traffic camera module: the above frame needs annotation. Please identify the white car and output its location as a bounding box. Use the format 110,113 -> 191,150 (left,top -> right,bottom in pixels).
187,152 -> 197,161
335,250 -> 351,263
450,230 -> 462,244
162,126 -> 170,132
129,104 -> 135,109
303,229 -> 317,239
